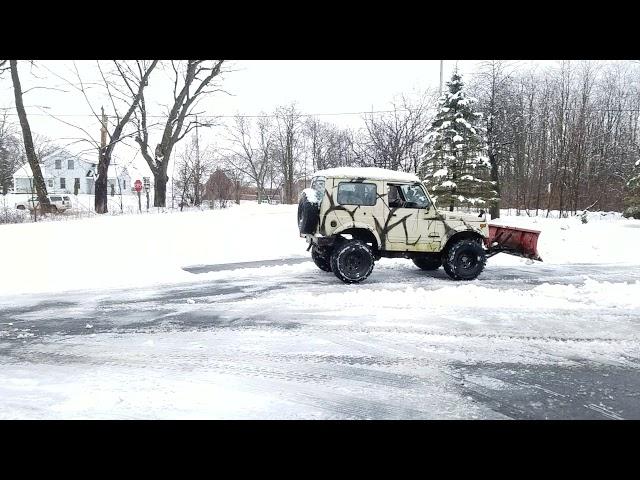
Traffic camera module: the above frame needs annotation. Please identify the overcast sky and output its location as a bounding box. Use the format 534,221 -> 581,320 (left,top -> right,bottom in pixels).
0,60 -> 551,180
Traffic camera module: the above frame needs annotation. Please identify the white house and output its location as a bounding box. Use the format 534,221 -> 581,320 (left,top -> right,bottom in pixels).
12,151 -> 132,195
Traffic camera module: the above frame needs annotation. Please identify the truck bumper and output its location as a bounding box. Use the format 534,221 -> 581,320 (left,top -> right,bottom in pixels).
305,235 -> 336,247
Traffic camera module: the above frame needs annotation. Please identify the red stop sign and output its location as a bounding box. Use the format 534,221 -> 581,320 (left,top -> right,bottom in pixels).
134,180 -> 143,192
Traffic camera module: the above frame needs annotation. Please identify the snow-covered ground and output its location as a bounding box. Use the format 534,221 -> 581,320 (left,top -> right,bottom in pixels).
1,204 -> 640,419
1,201 -> 638,296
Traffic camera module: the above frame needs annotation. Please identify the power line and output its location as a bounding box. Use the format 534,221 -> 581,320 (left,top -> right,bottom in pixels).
0,107 -> 421,118
4,106 -> 640,119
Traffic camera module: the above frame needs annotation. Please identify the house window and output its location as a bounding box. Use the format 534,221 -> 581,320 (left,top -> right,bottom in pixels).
48,179 -> 54,188
55,159 -> 62,169
60,178 -> 66,189
123,180 -> 126,189
68,159 -> 74,170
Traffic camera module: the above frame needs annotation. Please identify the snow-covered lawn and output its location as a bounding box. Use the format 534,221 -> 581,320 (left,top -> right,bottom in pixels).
0,202 -> 304,296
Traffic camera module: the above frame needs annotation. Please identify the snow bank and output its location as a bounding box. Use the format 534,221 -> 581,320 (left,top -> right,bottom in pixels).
0,202 -> 303,296
489,211 -> 640,265
313,167 -> 420,183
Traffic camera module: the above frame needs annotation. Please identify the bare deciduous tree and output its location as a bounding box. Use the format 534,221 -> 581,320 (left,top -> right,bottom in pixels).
133,60 -> 225,207
356,93 -> 434,173
224,115 -> 273,203
274,104 -> 303,204
472,60 -> 518,218
9,61 -> 51,211
472,60 -> 640,215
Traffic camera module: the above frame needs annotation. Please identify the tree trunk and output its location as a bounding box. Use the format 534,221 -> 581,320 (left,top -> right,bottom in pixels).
9,60 -> 50,211
154,172 -> 168,207
94,153 -> 109,214
489,153 -> 501,219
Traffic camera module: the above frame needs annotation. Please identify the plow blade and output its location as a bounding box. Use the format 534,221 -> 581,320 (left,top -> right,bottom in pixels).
485,224 -> 542,261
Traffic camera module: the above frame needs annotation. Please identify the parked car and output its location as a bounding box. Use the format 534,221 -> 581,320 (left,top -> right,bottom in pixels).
15,195 -> 71,213
298,167 -> 542,284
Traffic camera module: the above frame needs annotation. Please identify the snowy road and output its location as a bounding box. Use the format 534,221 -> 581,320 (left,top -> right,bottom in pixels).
1,258 -> 639,419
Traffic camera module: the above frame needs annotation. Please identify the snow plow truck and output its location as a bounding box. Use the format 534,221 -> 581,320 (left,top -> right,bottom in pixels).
297,167 -> 542,284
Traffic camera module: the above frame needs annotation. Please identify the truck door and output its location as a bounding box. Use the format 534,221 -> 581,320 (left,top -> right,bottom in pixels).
384,183 -> 421,247
384,182 -> 441,251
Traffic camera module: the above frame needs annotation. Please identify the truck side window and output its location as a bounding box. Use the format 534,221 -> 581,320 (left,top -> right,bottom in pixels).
337,182 -> 377,206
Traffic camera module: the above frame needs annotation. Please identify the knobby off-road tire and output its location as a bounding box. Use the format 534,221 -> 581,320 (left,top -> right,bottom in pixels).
442,239 -> 486,281
297,192 -> 320,235
412,255 -> 442,271
311,245 -> 332,272
330,239 -> 374,284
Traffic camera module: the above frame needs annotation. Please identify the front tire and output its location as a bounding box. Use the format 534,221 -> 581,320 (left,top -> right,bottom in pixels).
443,239 -> 486,281
311,246 -> 332,272
330,239 -> 374,284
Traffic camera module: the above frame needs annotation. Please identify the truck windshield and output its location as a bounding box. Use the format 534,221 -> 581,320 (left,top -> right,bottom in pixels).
399,184 -> 430,209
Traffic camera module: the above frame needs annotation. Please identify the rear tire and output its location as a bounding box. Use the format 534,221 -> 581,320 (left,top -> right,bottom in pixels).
330,239 -> 374,284
443,239 -> 486,281
311,246 -> 332,272
412,256 -> 442,271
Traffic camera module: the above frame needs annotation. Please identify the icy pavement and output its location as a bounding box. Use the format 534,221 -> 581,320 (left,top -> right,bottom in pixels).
1,258 -> 639,419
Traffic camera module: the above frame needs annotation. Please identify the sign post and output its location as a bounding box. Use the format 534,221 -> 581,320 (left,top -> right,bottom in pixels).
143,177 -> 150,211
134,179 -> 143,213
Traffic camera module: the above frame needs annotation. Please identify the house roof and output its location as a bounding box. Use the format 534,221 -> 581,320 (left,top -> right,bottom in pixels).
13,164 -> 51,179
13,161 -> 130,180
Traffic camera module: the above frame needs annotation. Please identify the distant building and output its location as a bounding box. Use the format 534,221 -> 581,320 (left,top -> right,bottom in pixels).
12,151 -> 132,195
203,169 -> 234,203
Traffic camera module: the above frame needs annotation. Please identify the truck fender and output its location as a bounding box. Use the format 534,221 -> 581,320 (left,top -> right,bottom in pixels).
333,222 -> 382,250
442,224 -> 486,250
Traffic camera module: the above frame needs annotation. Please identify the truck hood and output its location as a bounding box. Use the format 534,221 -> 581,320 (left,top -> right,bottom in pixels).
439,210 -> 485,224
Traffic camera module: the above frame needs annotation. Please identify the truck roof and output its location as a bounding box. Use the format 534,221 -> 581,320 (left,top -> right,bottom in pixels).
312,167 -> 421,183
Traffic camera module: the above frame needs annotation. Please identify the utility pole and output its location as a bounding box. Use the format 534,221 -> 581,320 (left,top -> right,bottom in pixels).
195,115 -> 200,206
100,106 -> 107,150
439,60 -> 444,96
99,107 -> 107,198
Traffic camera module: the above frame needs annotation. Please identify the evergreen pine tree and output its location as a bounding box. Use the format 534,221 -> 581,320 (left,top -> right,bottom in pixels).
419,72 -> 498,212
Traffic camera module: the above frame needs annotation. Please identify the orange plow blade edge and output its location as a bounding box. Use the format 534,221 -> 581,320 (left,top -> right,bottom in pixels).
485,224 -> 543,261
